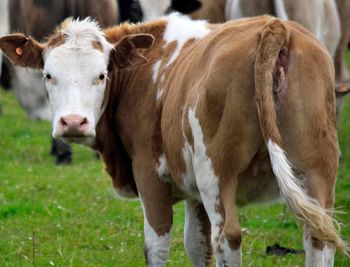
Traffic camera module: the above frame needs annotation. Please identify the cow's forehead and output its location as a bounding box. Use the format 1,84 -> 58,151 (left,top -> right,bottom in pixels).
44,46 -> 107,76
45,17 -> 113,62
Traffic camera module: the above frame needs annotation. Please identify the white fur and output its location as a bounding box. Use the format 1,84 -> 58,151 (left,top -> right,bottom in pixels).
152,60 -> 161,83
157,153 -> 172,183
43,18 -> 113,145
304,227 -> 335,267
226,0 -> 243,20
163,13 -> 210,66
188,105 -> 222,227
140,196 -> 171,266
273,0 -> 289,20
157,75 -> 166,101
267,139 -> 308,203
139,0 -> 171,21
184,200 -> 210,267
217,240 -> 242,267
156,89 -> 164,102
181,140 -> 201,201
188,104 -> 241,265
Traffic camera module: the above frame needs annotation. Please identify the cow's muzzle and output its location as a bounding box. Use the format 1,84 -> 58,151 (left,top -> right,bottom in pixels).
59,114 -> 89,138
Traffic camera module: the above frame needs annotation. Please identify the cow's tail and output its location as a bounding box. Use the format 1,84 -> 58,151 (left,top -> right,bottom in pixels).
254,18 -> 347,253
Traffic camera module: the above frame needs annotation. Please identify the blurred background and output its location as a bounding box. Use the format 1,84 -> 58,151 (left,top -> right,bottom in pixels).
0,0 -> 349,266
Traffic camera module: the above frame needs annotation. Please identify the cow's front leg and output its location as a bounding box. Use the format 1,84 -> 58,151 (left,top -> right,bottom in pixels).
133,158 -> 173,267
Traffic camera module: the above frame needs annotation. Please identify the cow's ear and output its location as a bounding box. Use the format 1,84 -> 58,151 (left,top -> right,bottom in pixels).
110,34 -> 154,69
172,0 -> 202,14
0,33 -> 45,69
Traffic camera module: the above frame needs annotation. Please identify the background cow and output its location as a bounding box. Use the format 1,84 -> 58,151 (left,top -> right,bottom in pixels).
225,0 -> 341,59
334,0 -> 350,117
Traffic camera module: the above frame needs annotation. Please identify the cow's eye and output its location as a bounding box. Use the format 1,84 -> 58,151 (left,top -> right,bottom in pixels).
44,73 -> 52,80
99,74 -> 105,80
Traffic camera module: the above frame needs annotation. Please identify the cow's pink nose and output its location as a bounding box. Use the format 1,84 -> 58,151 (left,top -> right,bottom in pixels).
59,114 -> 89,137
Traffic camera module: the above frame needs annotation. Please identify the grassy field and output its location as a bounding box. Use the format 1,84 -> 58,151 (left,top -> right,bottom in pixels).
0,86 -> 350,267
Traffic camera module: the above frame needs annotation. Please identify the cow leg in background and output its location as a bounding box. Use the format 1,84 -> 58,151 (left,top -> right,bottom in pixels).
184,199 -> 213,267
133,158 -> 173,266
51,138 -> 72,165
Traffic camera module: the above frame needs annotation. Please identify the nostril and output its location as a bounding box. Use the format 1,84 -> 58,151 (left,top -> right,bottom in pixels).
80,117 -> 88,126
60,117 -> 67,127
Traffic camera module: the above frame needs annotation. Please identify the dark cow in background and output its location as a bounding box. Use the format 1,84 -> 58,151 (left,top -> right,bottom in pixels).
138,0 -> 202,21
1,14 -> 347,266
5,0 -> 118,164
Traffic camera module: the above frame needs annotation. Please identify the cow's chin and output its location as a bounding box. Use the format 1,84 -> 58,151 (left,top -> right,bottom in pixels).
56,135 -> 96,147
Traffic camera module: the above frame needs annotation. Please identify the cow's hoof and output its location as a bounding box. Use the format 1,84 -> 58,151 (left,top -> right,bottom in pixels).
55,155 -> 72,165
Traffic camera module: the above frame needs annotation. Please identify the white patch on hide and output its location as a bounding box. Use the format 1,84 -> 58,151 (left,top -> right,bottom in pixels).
163,13 -> 210,66
187,104 -> 226,253
157,153 -> 172,183
152,60 -> 161,83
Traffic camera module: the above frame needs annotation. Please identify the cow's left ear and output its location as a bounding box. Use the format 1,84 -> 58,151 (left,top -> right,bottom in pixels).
172,0 -> 202,14
0,33 -> 45,69
110,34 -> 154,69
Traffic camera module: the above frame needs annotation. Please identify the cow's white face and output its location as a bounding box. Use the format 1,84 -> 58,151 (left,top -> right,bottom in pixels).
0,18 -> 154,146
43,44 -> 110,145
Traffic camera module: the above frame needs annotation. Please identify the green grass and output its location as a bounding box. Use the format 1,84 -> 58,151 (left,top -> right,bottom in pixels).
0,87 -> 349,267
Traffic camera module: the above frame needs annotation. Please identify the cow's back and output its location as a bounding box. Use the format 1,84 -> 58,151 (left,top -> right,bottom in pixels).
161,16 -> 337,204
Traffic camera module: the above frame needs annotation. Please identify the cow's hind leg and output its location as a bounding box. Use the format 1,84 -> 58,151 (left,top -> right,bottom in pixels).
303,171 -> 337,267
195,167 -> 241,267
184,199 -> 213,267
304,226 -> 335,267
188,109 -> 242,266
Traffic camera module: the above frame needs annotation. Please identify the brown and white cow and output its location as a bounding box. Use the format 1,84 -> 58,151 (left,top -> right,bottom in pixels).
0,14 -> 347,266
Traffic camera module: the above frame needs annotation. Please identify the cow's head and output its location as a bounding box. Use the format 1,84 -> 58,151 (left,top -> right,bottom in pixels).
139,0 -> 202,21
0,18 -> 154,146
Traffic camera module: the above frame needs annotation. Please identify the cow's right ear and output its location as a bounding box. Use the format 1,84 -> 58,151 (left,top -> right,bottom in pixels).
0,33 -> 45,69
110,33 -> 154,69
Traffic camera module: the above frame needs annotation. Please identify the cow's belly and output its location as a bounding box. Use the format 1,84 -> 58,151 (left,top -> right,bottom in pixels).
236,170 -> 280,206
164,168 -> 280,206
